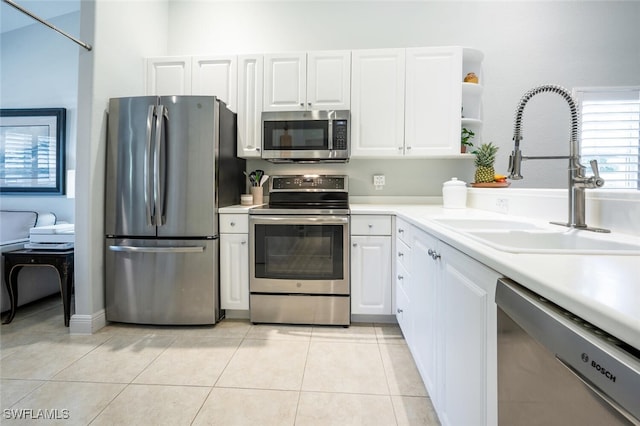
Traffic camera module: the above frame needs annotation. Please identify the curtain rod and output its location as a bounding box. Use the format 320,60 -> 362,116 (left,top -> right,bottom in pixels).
2,0 -> 92,51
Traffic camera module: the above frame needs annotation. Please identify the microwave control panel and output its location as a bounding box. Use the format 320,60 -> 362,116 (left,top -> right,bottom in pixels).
332,120 -> 348,150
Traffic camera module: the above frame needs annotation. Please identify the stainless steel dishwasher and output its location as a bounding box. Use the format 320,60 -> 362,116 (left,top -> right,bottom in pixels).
496,278 -> 640,425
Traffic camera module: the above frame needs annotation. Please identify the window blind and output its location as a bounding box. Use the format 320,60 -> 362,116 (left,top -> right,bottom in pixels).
574,87 -> 640,190
0,132 -> 56,188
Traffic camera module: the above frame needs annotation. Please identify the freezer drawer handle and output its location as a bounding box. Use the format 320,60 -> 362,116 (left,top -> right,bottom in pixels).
108,245 -> 205,253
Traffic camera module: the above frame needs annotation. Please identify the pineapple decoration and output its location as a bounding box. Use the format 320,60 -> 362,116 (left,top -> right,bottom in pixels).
473,143 -> 499,183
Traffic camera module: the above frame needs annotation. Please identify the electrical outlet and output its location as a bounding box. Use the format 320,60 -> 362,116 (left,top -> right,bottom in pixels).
373,175 -> 385,186
496,198 -> 509,214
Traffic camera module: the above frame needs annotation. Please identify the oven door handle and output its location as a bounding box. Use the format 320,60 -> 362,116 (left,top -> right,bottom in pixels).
250,215 -> 349,225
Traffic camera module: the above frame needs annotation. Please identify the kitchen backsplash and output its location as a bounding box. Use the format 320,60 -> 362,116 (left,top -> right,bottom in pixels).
467,188 -> 640,236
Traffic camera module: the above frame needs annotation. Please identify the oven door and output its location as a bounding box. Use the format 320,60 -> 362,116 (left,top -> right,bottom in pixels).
250,215 -> 349,295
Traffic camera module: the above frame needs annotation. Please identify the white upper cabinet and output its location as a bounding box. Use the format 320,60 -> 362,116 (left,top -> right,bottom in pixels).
263,51 -> 350,111
237,55 -> 264,158
350,48 -> 406,157
351,46 -> 483,158
405,47 -> 463,156
192,56 -> 238,111
306,51 -> 351,110
145,55 -> 238,112
263,53 -> 306,111
146,57 -> 192,96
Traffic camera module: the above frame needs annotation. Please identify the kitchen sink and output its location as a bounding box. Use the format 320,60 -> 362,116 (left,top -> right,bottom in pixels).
432,218 -> 545,230
465,230 -> 640,255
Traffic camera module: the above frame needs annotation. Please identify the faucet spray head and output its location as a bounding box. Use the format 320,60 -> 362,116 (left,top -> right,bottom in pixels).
508,148 -> 523,180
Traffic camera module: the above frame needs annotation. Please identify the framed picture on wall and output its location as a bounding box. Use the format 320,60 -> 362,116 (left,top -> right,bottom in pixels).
0,108 -> 66,195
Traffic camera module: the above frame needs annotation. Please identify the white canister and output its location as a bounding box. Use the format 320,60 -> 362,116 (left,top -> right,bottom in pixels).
241,194 -> 253,206
442,177 -> 467,209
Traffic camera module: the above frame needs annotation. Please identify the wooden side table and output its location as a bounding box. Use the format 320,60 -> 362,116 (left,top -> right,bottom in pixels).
2,248 -> 74,326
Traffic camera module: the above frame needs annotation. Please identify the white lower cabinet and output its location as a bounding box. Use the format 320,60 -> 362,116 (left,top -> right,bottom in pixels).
409,229 -> 440,400
219,214 -> 249,311
395,221 -> 498,426
438,242 -> 498,426
351,235 -> 392,315
219,234 -> 249,310
351,215 -> 393,315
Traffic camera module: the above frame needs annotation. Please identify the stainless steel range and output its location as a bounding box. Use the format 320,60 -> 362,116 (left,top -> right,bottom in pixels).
249,175 -> 350,326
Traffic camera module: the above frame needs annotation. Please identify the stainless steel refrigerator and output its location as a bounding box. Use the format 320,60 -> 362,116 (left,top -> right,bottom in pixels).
104,96 -> 245,325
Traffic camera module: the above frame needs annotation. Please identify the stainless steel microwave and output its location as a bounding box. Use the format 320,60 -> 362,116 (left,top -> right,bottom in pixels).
261,110 -> 350,162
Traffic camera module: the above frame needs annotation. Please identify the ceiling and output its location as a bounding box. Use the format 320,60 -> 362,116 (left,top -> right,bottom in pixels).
0,0 -> 80,33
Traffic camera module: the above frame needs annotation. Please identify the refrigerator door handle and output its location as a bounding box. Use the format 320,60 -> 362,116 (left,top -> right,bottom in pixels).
159,105 -> 168,226
145,104 -> 156,226
153,104 -> 166,226
108,245 -> 205,254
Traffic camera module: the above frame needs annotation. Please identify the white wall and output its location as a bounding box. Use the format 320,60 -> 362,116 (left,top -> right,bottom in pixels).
0,11 -> 79,222
73,0 -> 168,331
167,0 -> 640,191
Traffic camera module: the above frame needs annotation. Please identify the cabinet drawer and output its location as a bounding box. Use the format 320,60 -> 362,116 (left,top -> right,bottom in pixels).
396,238 -> 412,270
395,217 -> 413,245
219,214 -> 249,233
396,260 -> 410,295
351,215 -> 392,236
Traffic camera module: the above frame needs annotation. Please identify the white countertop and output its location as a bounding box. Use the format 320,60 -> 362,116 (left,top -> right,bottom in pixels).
219,204 -> 263,213
351,204 -> 640,350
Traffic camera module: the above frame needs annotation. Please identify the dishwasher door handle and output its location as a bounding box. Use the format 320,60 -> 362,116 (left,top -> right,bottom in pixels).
556,355 -> 639,425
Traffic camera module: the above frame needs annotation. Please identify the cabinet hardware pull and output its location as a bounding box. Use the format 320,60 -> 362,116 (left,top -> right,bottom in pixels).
353,243 -> 358,247
397,308 -> 403,313
398,252 -> 404,257
230,222 -> 235,226
398,228 -> 404,233
397,275 -> 403,280
428,249 -> 441,260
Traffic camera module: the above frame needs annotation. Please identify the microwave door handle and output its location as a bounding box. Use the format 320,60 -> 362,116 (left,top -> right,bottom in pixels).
328,118 -> 333,151
145,105 -> 156,226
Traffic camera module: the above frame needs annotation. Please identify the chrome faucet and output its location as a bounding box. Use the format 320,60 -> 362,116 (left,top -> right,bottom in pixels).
507,84 -> 609,233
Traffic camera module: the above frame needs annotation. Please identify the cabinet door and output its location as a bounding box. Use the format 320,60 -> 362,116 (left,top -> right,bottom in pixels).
146,57 -> 191,96
192,56 -> 237,111
439,243 -> 499,426
307,50 -> 351,110
351,235 -> 392,315
263,53 -> 306,111
237,55 -> 263,158
410,229 -> 440,400
220,233 -> 249,310
350,49 -> 405,157
405,47 -> 462,156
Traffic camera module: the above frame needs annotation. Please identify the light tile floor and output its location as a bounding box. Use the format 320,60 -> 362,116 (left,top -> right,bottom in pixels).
1,296 -> 440,425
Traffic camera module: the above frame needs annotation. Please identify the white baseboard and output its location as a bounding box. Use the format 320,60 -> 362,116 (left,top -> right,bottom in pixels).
69,309 -> 106,334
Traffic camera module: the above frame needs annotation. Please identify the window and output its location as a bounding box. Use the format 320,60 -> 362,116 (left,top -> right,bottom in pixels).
574,87 -> 640,190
